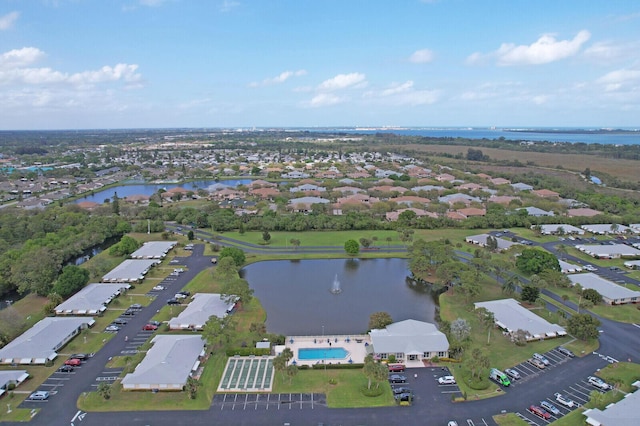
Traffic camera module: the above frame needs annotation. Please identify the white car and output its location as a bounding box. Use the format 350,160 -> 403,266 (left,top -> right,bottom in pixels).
554,392 -> 575,408
438,375 -> 456,385
540,400 -> 560,415
173,268 -> 184,273
588,376 -> 611,390
29,391 -> 49,400
174,293 -> 188,299
152,285 -> 165,291
584,264 -> 597,271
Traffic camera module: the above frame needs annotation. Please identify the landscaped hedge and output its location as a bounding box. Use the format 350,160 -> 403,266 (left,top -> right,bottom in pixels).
310,363 -> 364,370
225,348 -> 271,357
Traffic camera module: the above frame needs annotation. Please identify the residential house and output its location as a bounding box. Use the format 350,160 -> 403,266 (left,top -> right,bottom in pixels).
369,320 -> 449,367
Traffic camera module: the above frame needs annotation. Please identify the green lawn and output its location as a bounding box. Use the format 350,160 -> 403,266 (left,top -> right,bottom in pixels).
545,286 -> 640,323
272,368 -> 394,408
494,413 -> 529,426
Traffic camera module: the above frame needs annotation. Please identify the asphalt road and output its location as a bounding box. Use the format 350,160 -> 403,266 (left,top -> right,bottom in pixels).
5,232 -> 639,426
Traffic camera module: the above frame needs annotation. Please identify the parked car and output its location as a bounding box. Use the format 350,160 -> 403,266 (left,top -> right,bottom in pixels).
128,304 -> 143,310
143,324 -> 158,331
557,346 -> 575,357
174,293 -> 188,299
504,368 -> 521,380
392,386 -> 412,395
64,358 -> 81,366
112,318 -> 129,325
389,374 -> 407,383
528,405 -> 551,420
167,298 -> 180,305
584,264 -> 597,271
394,392 -> 412,402
387,364 -> 405,372
540,401 -> 560,416
533,353 -> 550,365
121,309 -> 136,316
29,391 -> 50,400
177,291 -> 191,297
438,375 -> 456,385
58,365 -> 74,372
152,285 -> 165,291
70,353 -> 88,360
588,376 -> 612,390
554,393 -> 575,408
105,325 -> 120,332
528,358 -> 546,369
173,268 -> 184,273
148,320 -> 161,326
447,422 -> 458,426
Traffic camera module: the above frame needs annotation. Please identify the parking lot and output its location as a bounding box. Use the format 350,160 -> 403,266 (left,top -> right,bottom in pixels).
212,393 -> 326,411
499,347 -> 574,388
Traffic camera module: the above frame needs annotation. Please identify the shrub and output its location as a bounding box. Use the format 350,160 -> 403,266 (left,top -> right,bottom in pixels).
361,386 -> 384,397
225,348 -> 271,357
311,363 -> 363,370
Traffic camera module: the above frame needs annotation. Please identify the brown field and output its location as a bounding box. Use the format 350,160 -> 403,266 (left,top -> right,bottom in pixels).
391,144 -> 640,181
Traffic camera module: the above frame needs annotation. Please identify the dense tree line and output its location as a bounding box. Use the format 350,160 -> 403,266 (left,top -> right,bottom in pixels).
0,205 -> 131,297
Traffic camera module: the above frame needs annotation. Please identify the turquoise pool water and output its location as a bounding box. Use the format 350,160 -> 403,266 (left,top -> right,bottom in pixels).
298,347 -> 348,360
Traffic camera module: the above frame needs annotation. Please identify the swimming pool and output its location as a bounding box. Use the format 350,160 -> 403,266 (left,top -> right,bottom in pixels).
298,347 -> 349,360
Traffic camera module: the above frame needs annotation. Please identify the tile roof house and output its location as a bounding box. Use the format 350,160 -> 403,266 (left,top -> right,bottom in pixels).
369,320 -> 449,366
532,189 -> 560,198
489,177 -> 511,185
567,208 -> 603,217
389,195 -> 431,207
386,208 -> 437,221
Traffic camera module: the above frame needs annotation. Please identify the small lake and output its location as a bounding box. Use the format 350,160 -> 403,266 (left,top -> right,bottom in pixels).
76,179 -> 253,203
242,258 -> 438,336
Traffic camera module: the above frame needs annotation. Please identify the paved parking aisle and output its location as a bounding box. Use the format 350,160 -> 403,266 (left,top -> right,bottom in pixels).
212,393 -> 326,411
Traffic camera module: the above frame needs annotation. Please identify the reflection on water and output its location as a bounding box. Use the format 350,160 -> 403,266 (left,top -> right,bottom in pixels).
243,258 -> 439,335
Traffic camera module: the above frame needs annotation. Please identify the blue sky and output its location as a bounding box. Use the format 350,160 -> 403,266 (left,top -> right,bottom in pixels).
0,0 -> 639,130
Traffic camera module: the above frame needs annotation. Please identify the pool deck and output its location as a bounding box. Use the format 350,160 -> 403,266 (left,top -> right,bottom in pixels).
284,334 -> 371,367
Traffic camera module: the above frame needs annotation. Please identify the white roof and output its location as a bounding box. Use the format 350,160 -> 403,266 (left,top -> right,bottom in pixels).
121,335 -> 204,388
575,244 -> 640,258
102,259 -> 159,282
55,283 -> 130,314
0,317 -> 91,363
466,234 -> 519,251
580,224 -> 635,235
568,273 -> 640,301
369,319 -> 449,354
168,293 -> 236,329
130,241 -> 177,259
623,260 -> 640,268
288,196 -> 329,205
559,260 -> 582,274
517,206 -> 554,216
539,224 -> 584,234
0,370 -> 29,390
474,299 -> 565,337
583,382 -> 640,426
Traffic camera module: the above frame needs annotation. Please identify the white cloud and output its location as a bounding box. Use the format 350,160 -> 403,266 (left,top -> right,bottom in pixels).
0,11 -> 19,30
220,0 -> 240,12
409,49 -> 434,64
468,30 -> 591,66
583,41 -> 640,63
0,47 -> 142,89
380,81 -> 414,96
309,93 -> 344,107
597,68 -> 640,92
0,47 -> 45,69
317,73 -> 367,91
139,0 -> 166,6
249,69 -> 307,87
364,81 -> 438,106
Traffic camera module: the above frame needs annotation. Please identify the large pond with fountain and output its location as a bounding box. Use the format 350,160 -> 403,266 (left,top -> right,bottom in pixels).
241,258 -> 439,336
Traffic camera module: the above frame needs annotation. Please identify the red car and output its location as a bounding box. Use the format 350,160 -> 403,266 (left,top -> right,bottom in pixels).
528,405 -> 551,420
388,364 -> 406,372
142,324 -> 158,331
64,358 -> 81,366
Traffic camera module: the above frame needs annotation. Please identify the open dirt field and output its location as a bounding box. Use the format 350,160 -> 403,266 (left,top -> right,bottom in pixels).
394,144 -> 640,181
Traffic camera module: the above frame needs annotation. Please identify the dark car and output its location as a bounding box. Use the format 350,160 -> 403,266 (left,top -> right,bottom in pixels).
112,318 -> 129,325
557,346 -> 575,357
58,365 -> 74,372
167,298 -> 181,305
121,310 -> 136,316
394,392 -> 413,402
148,320 -> 161,326
392,386 -> 412,395
70,353 -> 88,360
389,374 -> 407,383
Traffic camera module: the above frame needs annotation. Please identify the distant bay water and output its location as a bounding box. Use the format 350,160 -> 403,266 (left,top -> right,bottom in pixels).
302,127 -> 640,145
